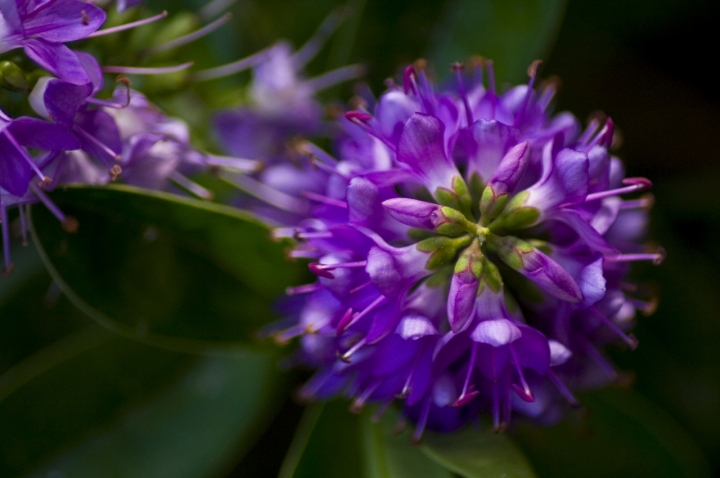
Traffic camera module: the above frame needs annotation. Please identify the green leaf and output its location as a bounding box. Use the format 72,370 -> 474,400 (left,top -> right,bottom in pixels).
0,326 -> 281,478
421,423 -> 536,478
427,0 -> 567,84
280,401 -> 364,478
512,388 -> 713,478
362,408 -> 453,478
30,185 -> 306,351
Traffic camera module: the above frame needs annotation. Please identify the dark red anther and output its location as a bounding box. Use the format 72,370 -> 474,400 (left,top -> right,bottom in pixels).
622,177 -> 653,190
344,111 -> 372,123
309,262 -> 335,278
403,65 -> 416,94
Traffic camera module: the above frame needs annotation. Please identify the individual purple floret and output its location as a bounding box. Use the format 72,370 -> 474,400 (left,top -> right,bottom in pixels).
259,59 -> 661,438
0,0 -> 106,84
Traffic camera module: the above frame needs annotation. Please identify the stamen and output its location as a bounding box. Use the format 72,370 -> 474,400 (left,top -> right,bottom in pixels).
1,206 -> 12,274
585,343 -> 617,378
398,344 -> 427,398
309,260 -> 367,279
102,62 -> 194,75
336,294 -> 386,334
304,64 -> 365,93
492,378 -> 501,431
372,399 -> 394,422
619,193 -> 655,210
285,283 -> 320,296
301,191 -> 348,209
403,65 -> 417,95
589,307 -> 639,350
310,158 -> 345,177
537,75 -> 561,111
293,7 -> 347,67
30,184 -> 78,233
452,62 -> 474,126
605,247 -> 666,265
146,13 -> 232,54
189,49 -> 269,82
470,56 -> 484,88
295,231 -> 333,240
4,131 -> 52,185
454,342 -> 480,406
509,344 -> 535,402
412,397 -> 432,443
300,142 -> 338,165
514,60 -> 542,128
350,381 -> 380,413
486,59 -> 497,119
288,249 -> 322,259
349,280 -> 372,294
547,370 -> 579,406
629,296 -> 658,316
199,0 -> 237,20
205,154 -> 262,173
109,165 -> 122,181
337,336 -> 367,363
579,177 -> 653,204
18,205 -> 28,245
344,112 -> 397,151
87,11 -> 168,37
169,171 -> 214,200
578,115 -> 603,146
271,324 -> 306,345
75,126 -> 121,163
224,174 -> 309,213
582,118 -> 614,151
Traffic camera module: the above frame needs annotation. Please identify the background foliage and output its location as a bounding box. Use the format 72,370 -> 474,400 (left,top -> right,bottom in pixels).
1,0 -> 719,476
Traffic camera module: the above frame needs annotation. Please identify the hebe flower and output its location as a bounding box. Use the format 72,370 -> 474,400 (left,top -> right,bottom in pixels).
266,60 -> 662,438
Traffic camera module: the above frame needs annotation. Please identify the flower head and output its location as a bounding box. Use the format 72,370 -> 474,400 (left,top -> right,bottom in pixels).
266,59 -> 660,437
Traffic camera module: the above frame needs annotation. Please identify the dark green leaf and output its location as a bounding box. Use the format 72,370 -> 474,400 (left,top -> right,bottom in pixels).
30,185 -> 305,351
512,388 -> 712,478
427,0 -> 567,84
421,422 -> 536,478
280,401 -> 364,478
0,327 -> 281,478
362,407 -> 453,478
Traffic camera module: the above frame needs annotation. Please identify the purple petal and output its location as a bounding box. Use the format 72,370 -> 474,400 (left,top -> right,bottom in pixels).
0,133 -> 33,196
488,141 -> 529,196
381,197 -> 440,230
447,266 -> 479,333
23,0 -> 105,42
397,113 -> 459,192
471,319 -> 521,346
24,39 -> 89,84
7,117 -> 80,151
37,78 -> 92,127
456,120 -> 514,182
75,51 -> 104,93
549,340 -> 572,366
375,89 -> 419,144
396,314 -> 438,340
513,325 -> 550,374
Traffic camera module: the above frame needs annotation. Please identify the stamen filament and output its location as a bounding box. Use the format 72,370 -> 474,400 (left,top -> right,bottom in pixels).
301,191 -> 348,209
189,49 -> 269,82
605,248 -> 665,265
146,13 -> 232,54
452,63 -> 474,126
336,295 -> 385,334
304,64 -> 365,93
547,370 -> 579,406
454,342 -> 480,406
102,62 -> 194,75
169,171 -> 214,200
286,283 -> 320,295
583,177 -> 652,203
590,307 -> 638,350
510,344 -> 535,402
87,11 -> 168,38
412,397 -> 432,443
224,174 -> 309,213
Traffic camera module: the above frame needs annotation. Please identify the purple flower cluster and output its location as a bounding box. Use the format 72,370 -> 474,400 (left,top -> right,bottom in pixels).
0,0 -> 259,272
264,61 -> 662,437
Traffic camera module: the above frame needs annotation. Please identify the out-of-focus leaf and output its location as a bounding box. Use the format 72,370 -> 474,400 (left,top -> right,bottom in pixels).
0,244 -> 92,376
280,401 -> 363,478
421,422 -> 536,478
427,0 -> 567,84
0,327 -> 281,478
30,185 -> 305,352
512,388 -> 712,478
361,407 -> 453,478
